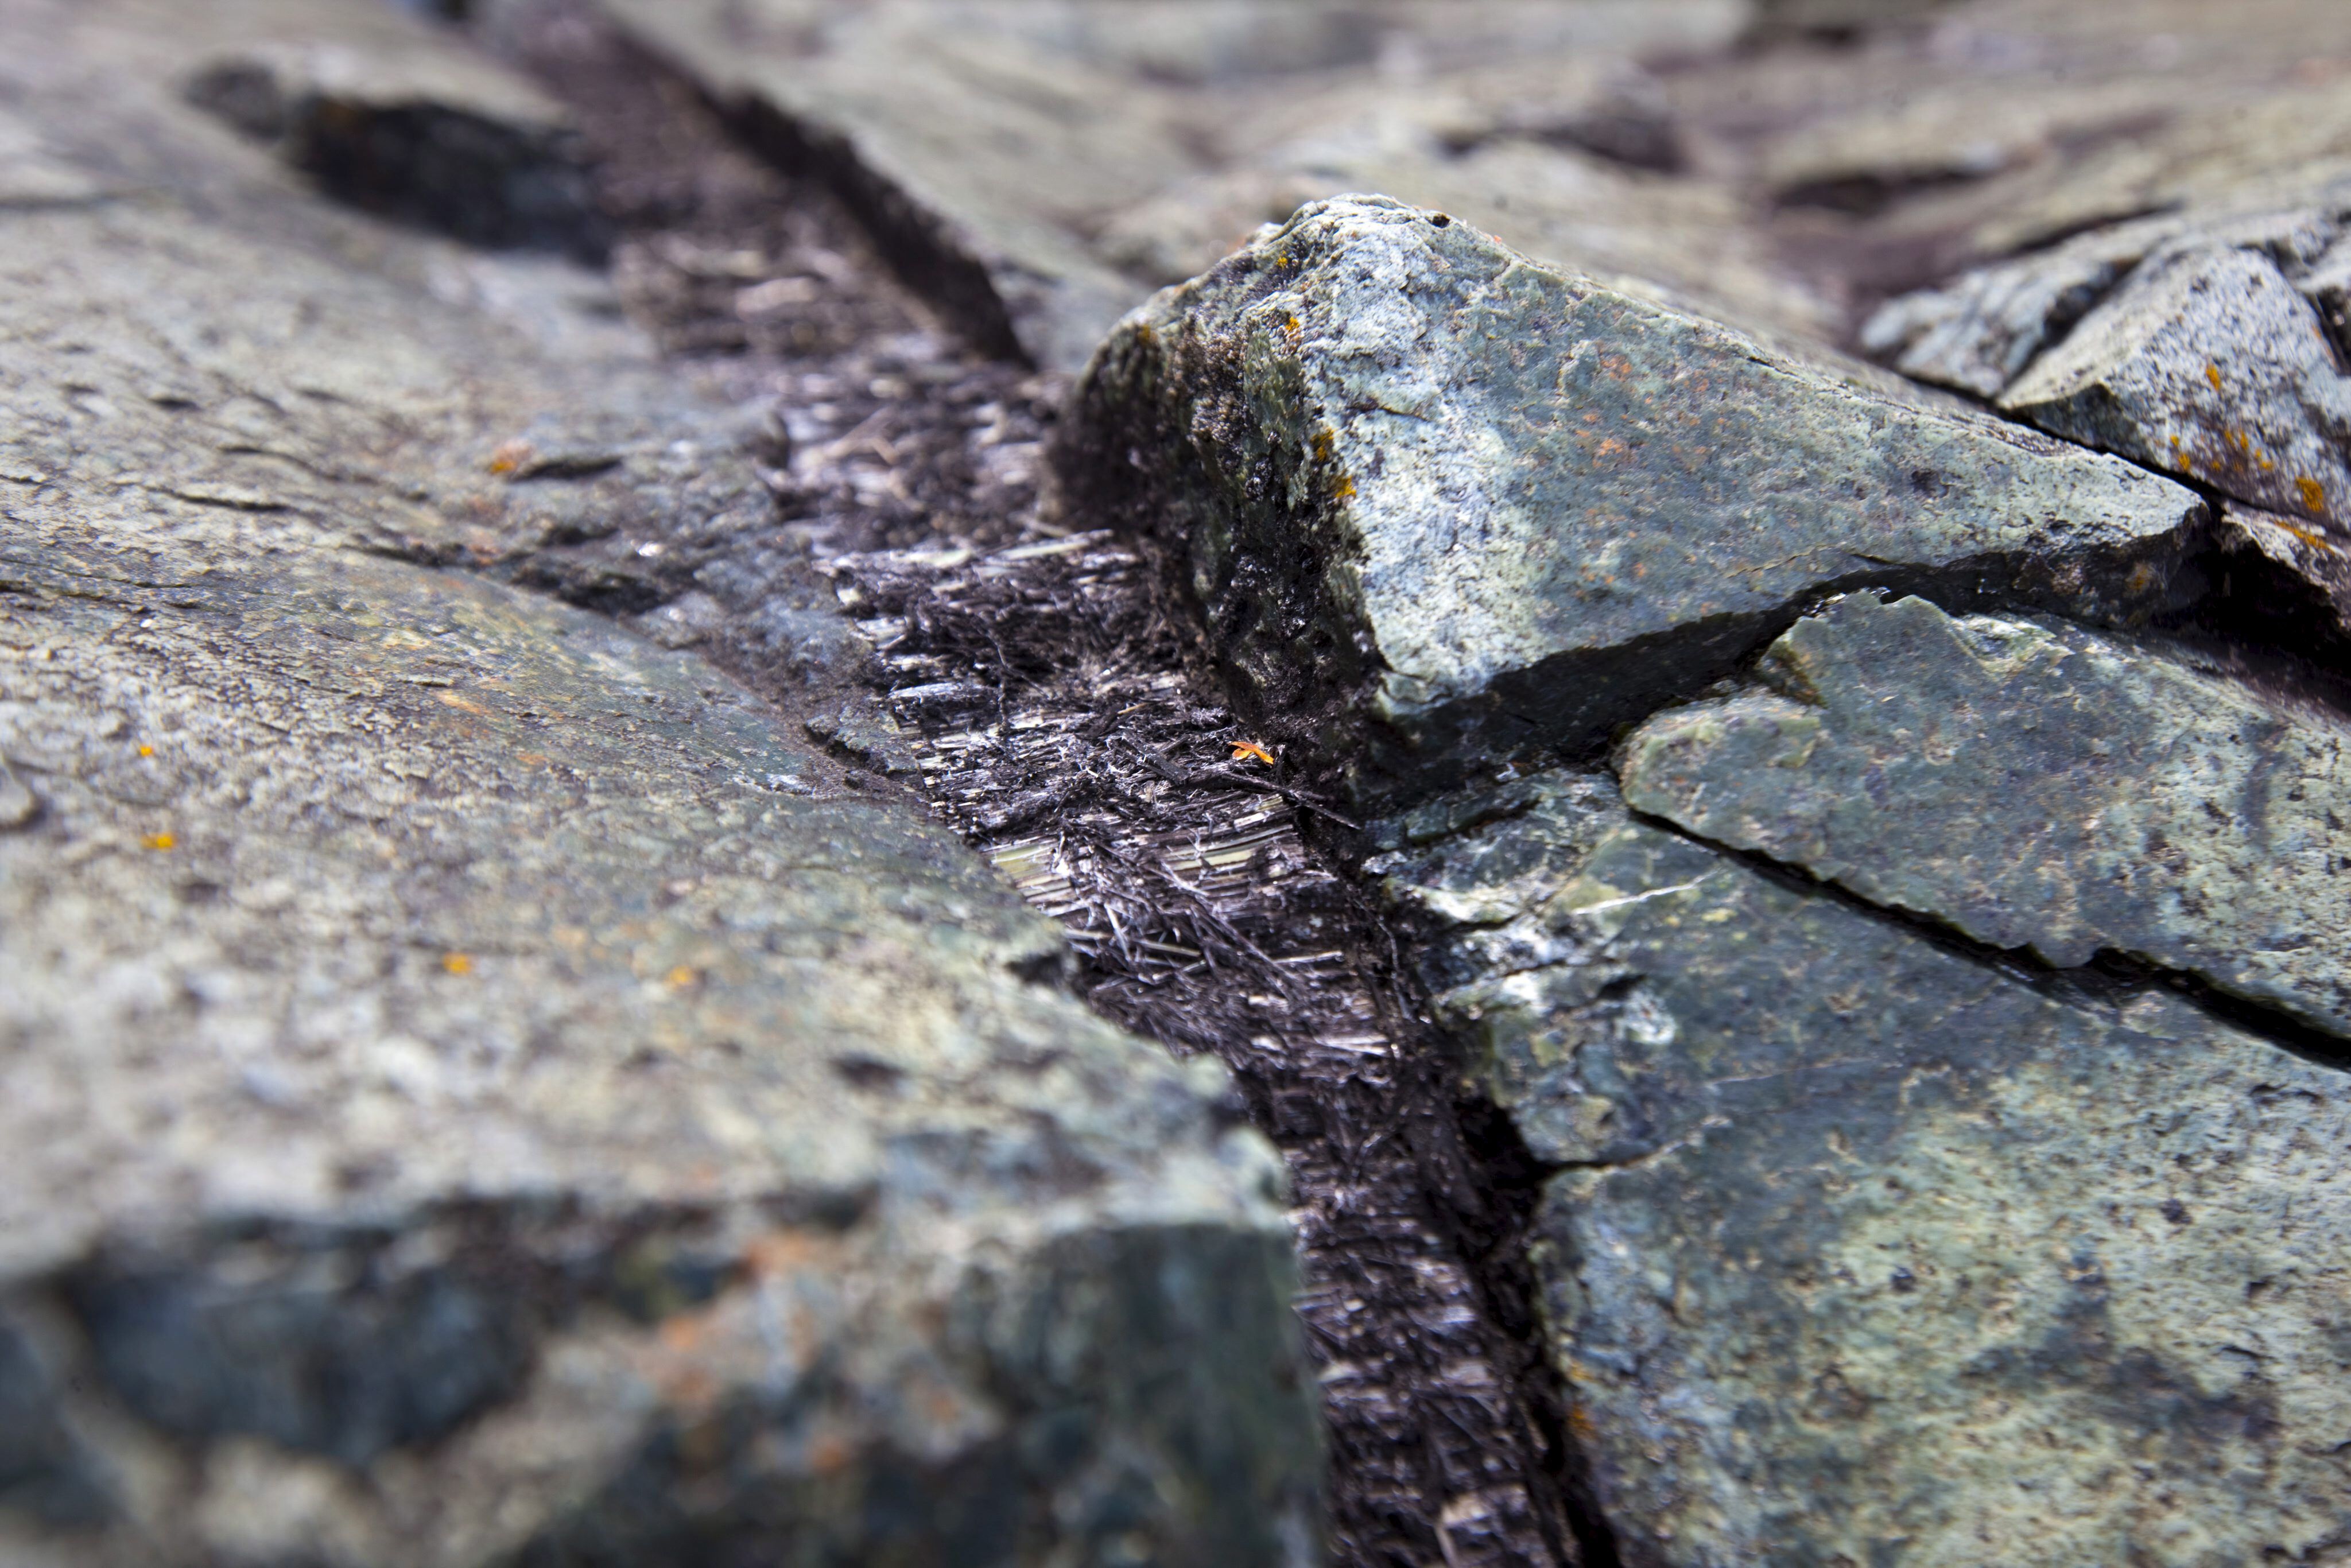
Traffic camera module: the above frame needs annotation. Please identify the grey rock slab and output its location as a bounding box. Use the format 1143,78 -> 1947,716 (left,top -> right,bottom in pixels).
1065,196 -> 2207,809
1377,774 -> 2351,1567
0,2 -> 1321,1561
1621,590 -> 2351,1035
2001,241 -> 2351,529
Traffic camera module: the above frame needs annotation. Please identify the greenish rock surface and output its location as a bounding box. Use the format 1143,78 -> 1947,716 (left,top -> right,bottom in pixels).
1378,774 -> 2351,1568
0,2 -> 1320,1562
1066,196 -> 2206,809
1621,591 -> 2351,1034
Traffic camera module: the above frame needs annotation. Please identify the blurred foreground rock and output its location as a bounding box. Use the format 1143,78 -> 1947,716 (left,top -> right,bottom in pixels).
0,2 -> 1318,1563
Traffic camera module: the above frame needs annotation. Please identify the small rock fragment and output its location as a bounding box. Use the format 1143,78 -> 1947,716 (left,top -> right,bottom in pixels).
2000,243 -> 2351,527
0,760 -> 36,829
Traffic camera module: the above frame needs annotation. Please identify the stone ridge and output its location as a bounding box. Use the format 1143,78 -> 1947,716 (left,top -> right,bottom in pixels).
1065,195 -> 2209,811
1376,774 -> 2351,1568
1621,591 -> 2351,1037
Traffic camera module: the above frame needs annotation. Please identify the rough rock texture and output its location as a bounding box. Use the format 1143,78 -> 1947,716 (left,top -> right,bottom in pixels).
1066,197 -> 2206,808
2001,243 -> 2351,527
1620,591 -> 2351,1035
0,1 -> 1319,1562
1378,775 -> 2351,1568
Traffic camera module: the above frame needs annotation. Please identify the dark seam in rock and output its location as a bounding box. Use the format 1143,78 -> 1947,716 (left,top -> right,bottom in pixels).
1623,805 -> 2351,1075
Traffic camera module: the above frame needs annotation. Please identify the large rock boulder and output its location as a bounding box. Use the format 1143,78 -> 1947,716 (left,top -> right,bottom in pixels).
1375,774 -> 2351,1567
0,2 -> 1319,1562
1065,197 -> 2206,808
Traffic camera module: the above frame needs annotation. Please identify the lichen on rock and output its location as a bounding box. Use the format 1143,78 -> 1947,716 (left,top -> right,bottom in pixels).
1068,195 -> 2207,809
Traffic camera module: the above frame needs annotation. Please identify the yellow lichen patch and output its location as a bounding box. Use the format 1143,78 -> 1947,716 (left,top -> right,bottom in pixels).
141,831 -> 175,851
2206,364 -> 2225,393
1283,313 -> 1303,346
1310,428 -> 1335,463
2299,476 -> 2329,515
1331,472 -> 1357,500
2282,521 -> 2336,553
441,952 -> 474,975
665,964 -> 699,989
137,743 -> 154,757
487,439 -> 534,476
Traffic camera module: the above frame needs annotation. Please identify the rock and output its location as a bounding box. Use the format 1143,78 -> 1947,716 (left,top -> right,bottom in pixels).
591,0 -> 1770,367
2000,242 -> 2351,528
1621,591 -> 2351,1034
0,3 -> 1320,1562
1377,773 -> 2351,1567
1859,214 -> 2191,398
1065,196 -> 2207,809
184,38 -> 603,256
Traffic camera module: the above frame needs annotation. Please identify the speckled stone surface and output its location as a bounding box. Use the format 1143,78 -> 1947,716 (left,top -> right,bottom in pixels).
2002,241 -> 2351,530
1378,775 -> 2351,1568
1067,196 -> 2206,808
1620,591 -> 2351,1037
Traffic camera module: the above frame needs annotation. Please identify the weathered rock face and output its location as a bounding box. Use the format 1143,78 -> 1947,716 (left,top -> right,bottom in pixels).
0,2 -> 1318,1562
1066,197 -> 2206,808
1620,591 -> 2351,1036
1376,776 -> 2351,1568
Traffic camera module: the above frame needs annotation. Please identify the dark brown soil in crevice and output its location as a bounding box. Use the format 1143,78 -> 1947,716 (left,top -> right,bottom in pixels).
455,4 -> 1600,1563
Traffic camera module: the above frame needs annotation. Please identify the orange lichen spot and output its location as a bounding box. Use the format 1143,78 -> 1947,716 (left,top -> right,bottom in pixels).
2299,476 -> 2329,515
1231,739 -> 1277,766
2206,364 -> 2225,393
137,744 -> 154,757
141,831 -> 175,851
1310,429 -> 1334,463
807,1431 -> 856,1477
441,952 -> 474,975
2282,521 -> 2334,552
487,438 -> 534,476
1331,472 -> 1357,499
1283,313 -> 1304,343
665,964 -> 699,989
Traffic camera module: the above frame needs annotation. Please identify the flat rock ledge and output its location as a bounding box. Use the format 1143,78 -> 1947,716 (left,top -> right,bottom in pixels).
1064,196 -> 2208,810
